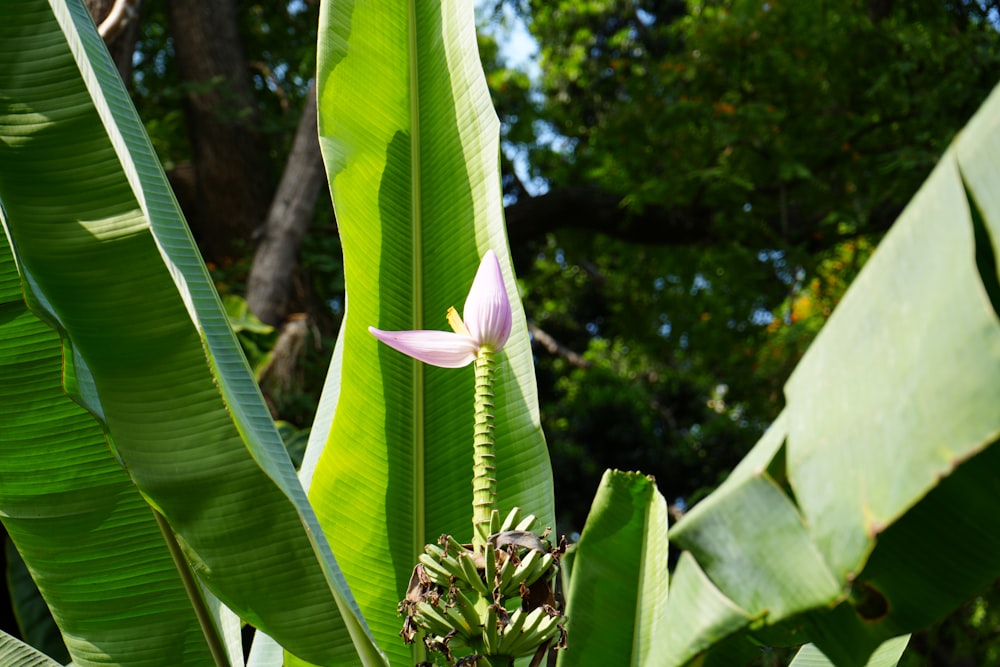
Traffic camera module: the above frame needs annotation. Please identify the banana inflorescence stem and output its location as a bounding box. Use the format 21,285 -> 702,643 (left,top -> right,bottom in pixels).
472,347 -> 497,546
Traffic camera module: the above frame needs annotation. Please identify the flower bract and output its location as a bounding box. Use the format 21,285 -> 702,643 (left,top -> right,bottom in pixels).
369,250 -> 512,368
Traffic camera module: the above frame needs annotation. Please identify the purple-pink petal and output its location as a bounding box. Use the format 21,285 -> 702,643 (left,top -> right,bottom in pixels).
368,327 -> 479,368
463,250 -> 512,351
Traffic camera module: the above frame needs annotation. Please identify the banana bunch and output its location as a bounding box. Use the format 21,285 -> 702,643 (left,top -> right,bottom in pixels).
399,508 -> 567,664
480,602 -> 564,659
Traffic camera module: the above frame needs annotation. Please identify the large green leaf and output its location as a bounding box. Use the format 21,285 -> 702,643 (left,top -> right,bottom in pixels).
1,186 -> 225,665
667,82 -> 1000,664
788,636 -> 909,667
670,413 -> 840,620
662,552 -> 757,667
0,1 -> 382,664
5,539 -> 69,663
557,471 -> 669,667
312,0 -> 554,663
0,630 -> 63,667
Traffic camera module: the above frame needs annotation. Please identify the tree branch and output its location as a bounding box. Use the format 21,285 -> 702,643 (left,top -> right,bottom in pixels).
504,186 -> 898,254
96,0 -> 140,40
528,323 -> 590,369
505,187 -> 714,250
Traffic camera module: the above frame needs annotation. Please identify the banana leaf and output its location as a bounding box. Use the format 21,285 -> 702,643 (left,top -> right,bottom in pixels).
0,630 -> 64,667
1,177 -> 231,666
4,539 -> 69,663
557,470 -> 669,667
311,0 -> 554,663
788,635 -> 909,667
0,1 -> 382,664
668,81 -> 1000,664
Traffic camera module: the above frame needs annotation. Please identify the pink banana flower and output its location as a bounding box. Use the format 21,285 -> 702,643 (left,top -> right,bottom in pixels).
369,250 -> 512,368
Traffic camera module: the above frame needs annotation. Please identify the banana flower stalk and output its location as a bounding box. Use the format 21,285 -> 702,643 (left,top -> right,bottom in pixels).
372,250 -> 566,664
369,249 -> 511,543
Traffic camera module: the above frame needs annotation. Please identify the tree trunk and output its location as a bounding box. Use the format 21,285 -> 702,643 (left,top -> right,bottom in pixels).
166,0 -> 272,262
245,83 -> 326,326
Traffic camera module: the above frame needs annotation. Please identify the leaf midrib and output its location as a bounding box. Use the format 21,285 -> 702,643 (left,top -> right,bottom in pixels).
408,0 -> 426,663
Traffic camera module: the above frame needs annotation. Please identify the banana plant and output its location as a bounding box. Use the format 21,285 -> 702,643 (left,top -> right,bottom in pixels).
1,0 -> 555,664
307,0 -> 555,662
